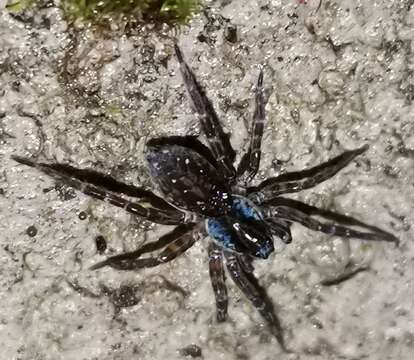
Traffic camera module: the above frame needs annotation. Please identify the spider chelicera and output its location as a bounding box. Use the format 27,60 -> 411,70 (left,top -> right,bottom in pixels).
12,45 -> 398,351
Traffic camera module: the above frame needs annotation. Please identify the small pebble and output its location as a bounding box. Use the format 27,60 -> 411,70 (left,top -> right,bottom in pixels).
78,211 -> 87,220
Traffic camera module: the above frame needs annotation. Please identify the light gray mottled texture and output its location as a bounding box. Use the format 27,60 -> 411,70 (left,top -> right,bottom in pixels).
1,0 -> 413,359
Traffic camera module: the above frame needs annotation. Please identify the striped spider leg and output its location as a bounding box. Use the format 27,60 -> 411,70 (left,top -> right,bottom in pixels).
208,242 -> 228,322
237,69 -> 267,183
243,144 -> 398,244
224,251 -> 289,353
263,197 -> 399,245
248,145 -> 370,202
208,241 -> 290,352
11,156 -> 189,226
91,223 -> 196,270
92,223 -> 207,271
174,45 -> 236,181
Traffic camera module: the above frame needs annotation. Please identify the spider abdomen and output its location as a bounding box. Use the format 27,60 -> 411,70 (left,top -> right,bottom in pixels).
146,140 -> 232,217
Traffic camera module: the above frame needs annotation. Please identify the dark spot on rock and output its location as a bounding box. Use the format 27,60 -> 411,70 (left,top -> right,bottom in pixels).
102,285 -> 140,309
179,344 -> 202,358
26,225 -> 37,237
277,56 -> 284,62
11,80 -> 21,92
0,188 -> 4,195
383,165 -> 399,178
41,16 -> 51,30
140,44 -> 155,64
55,182 -> 76,201
111,342 -> 122,350
197,33 -> 207,43
78,211 -> 87,220
95,235 -> 107,254
224,24 -> 238,43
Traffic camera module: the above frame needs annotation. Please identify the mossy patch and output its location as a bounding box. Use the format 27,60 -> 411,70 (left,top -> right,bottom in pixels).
6,0 -> 199,27
6,0 -> 34,13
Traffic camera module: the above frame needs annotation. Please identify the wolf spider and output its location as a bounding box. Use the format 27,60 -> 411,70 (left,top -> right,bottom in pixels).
12,45 -> 398,351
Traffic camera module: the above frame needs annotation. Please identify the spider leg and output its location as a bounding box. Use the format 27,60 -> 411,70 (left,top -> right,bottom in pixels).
248,145 -> 369,202
237,70 -> 267,182
208,242 -> 228,322
90,224 -> 196,270
174,45 -> 236,180
93,223 -> 205,271
12,156 -> 187,225
264,197 -> 399,245
266,218 -> 292,244
238,254 -> 255,274
224,252 -> 288,352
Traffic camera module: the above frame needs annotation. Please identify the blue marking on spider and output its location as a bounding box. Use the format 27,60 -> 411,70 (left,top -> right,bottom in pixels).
206,219 -> 237,251
207,196 -> 274,259
231,196 -> 263,221
257,242 -> 274,259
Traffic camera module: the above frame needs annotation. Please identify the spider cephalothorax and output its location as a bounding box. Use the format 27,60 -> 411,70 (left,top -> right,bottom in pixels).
12,45 -> 398,352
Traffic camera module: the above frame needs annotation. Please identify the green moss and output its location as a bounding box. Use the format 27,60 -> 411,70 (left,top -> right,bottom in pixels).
7,0 -> 199,26
160,0 -> 198,23
6,0 -> 34,12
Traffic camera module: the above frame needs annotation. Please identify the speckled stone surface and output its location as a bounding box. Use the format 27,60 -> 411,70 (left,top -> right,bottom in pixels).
1,1 -> 413,359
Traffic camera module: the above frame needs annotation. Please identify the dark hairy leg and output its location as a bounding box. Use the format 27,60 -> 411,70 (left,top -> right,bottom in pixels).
248,145 -> 369,202
238,254 -> 255,274
12,156 -> 186,225
266,218 -> 292,244
92,223 -> 205,271
264,197 -> 399,245
237,70 -> 267,182
90,224 -> 196,270
208,242 -> 228,322
224,252 -> 289,352
174,45 -> 236,180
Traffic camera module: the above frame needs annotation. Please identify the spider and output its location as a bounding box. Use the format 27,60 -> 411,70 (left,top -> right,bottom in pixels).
12,45 -> 398,351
